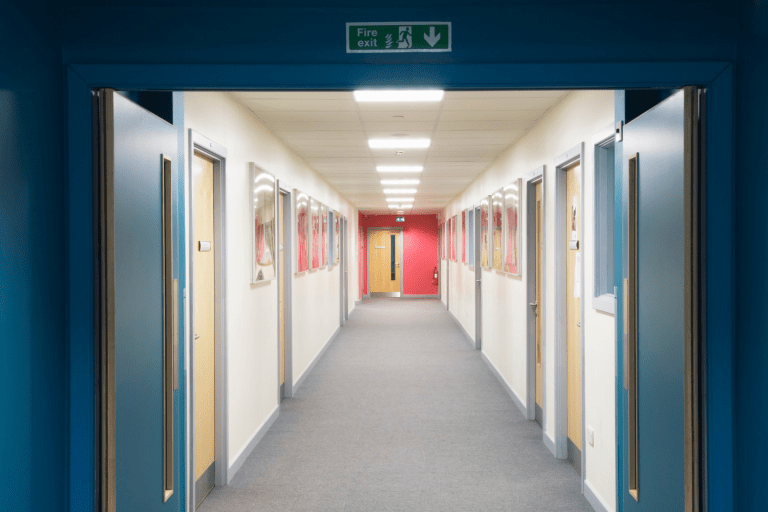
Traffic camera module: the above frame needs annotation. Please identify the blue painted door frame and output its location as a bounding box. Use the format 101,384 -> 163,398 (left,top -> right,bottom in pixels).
66,62 -> 734,512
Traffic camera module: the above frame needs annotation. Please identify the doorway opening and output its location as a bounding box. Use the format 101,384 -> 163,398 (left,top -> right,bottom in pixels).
188,130 -> 229,508
525,166 -> 545,427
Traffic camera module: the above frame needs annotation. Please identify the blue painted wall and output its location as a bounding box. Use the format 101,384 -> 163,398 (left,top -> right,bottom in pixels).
3,1 -> 766,511
735,1 -> 768,510
0,2 -> 65,511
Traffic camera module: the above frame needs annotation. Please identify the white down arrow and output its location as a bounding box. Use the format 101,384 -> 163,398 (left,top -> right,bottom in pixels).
424,26 -> 441,47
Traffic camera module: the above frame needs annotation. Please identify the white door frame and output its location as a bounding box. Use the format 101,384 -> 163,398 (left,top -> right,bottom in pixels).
277,183 -> 293,399
186,130 -> 229,510
553,143 -> 586,483
525,166 -> 546,424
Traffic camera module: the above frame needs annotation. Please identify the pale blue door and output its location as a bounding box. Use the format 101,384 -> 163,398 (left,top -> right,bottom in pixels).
103,90 -> 181,512
621,88 -> 699,512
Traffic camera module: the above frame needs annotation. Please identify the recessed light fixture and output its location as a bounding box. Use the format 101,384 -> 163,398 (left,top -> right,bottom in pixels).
383,189 -> 417,194
386,197 -> 415,202
388,205 -> 400,209
369,139 -> 430,149
400,204 -> 413,209
381,179 -> 420,185
377,166 -> 423,173
354,89 -> 444,102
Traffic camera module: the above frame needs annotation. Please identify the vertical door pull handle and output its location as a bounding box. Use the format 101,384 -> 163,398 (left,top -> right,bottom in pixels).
627,153 -> 639,502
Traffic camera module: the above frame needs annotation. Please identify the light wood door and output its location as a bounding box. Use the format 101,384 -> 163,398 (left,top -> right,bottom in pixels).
279,193 -> 285,396
566,164 -> 582,448
369,230 -> 400,294
535,182 -> 543,408
193,152 -> 216,493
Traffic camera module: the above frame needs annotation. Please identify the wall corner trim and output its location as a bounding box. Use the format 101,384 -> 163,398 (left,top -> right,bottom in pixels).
293,326 -> 342,394
583,479 -> 614,512
544,431 -> 557,458
448,309 -> 474,348
227,404 -> 280,483
480,352 -> 528,419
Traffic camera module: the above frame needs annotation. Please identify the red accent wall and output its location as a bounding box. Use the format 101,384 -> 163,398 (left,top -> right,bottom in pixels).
359,213 -> 439,296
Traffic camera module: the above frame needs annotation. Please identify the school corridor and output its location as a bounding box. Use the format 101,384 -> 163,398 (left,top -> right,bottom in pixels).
199,299 -> 590,512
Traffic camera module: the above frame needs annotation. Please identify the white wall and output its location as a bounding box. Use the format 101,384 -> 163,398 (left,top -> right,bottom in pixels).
441,90 -> 616,511
184,91 -> 358,467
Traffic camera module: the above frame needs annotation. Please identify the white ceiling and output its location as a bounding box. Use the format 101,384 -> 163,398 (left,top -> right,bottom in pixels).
232,90 -> 568,214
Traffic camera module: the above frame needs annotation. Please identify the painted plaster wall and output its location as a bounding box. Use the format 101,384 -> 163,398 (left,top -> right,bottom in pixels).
0,2 -> 65,511
184,91 -> 358,464
735,1 -> 768,509
442,90 -> 616,509
359,214 -> 439,296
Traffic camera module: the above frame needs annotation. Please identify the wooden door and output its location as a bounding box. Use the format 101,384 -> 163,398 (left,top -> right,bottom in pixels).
193,151 -> 216,502
369,230 -> 401,296
565,163 -> 582,470
535,182 -> 543,417
279,193 -> 285,398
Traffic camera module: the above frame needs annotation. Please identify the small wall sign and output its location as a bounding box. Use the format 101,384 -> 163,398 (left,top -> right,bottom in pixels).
347,22 -> 451,53
396,217 -> 405,222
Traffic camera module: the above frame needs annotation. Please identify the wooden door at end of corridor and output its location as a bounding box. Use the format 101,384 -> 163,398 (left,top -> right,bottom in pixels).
369,229 -> 401,297
565,163 -> 582,475
535,181 -> 544,427
193,150 -> 216,506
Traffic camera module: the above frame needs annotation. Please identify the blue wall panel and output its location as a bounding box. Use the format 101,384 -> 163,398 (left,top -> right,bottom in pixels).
735,1 -> 768,510
0,2 -> 65,511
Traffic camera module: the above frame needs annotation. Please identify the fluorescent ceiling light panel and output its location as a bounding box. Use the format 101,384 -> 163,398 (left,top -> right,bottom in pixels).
383,189 -> 417,194
369,139 -> 430,149
386,197 -> 415,202
388,205 -> 400,209
354,89 -> 444,102
377,166 -> 423,173
400,205 -> 413,209
381,179 -> 420,185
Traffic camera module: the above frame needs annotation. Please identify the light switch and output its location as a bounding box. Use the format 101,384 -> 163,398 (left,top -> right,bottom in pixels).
587,426 -> 595,446
199,241 -> 211,252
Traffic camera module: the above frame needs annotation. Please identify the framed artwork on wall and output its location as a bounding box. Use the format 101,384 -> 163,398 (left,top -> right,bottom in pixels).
492,189 -> 504,271
480,197 -> 490,268
468,208 -> 475,270
250,164 -> 276,283
320,203 -> 328,267
295,190 -> 309,274
334,212 -> 341,265
438,223 -> 443,260
503,178 -> 522,275
448,217 -> 454,261
310,198 -> 320,269
461,210 -> 466,264
452,215 -> 458,261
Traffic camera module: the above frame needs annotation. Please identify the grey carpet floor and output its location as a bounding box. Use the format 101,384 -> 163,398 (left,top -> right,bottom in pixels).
199,298 -> 593,512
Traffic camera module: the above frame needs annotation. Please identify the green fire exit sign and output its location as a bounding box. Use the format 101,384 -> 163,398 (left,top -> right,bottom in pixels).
347,22 -> 451,53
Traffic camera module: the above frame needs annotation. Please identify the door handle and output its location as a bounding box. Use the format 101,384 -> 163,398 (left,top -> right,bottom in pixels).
161,156 -> 174,502
195,334 -> 200,340
626,153 -> 639,502
529,302 -> 538,308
